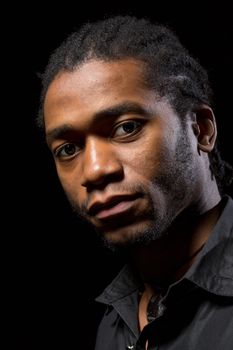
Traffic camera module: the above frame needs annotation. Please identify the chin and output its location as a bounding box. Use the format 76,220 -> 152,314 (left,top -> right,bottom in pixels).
97,219 -> 166,251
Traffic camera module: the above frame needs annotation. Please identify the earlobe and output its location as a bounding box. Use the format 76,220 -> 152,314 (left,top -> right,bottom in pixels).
193,106 -> 217,153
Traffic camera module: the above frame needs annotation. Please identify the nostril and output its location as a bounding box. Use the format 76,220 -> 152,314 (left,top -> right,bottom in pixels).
83,169 -> 124,192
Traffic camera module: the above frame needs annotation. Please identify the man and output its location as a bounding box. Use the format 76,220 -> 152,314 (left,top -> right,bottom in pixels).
39,16 -> 233,349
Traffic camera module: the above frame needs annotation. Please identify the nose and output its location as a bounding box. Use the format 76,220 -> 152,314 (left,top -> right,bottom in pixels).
80,137 -> 123,189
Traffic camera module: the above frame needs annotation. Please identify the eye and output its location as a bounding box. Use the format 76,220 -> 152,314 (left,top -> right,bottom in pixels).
112,120 -> 143,138
54,143 -> 80,159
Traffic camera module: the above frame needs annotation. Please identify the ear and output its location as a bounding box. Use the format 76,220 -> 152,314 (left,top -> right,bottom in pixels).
192,105 -> 217,153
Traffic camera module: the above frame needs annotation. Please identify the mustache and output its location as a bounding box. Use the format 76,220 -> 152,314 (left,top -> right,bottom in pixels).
78,182 -> 148,215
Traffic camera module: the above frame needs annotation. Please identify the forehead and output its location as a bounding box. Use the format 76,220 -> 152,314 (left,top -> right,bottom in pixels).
44,58 -> 163,134
46,58 -> 147,96
45,59 -> 149,107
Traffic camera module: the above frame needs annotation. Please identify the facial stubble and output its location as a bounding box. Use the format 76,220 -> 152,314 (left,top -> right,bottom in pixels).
65,130 -> 195,251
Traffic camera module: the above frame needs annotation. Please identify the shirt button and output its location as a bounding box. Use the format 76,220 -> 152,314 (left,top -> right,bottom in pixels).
158,304 -> 165,316
126,345 -> 134,349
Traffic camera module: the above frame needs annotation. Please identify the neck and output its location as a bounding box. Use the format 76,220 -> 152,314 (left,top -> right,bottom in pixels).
131,197 -> 222,289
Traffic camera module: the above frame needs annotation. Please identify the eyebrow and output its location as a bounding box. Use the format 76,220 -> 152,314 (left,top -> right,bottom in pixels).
46,101 -> 151,144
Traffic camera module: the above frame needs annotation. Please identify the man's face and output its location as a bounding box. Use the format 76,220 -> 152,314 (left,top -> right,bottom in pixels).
44,59 -> 199,248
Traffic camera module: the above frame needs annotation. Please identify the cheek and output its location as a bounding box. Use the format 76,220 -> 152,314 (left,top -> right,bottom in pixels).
121,133 -> 170,181
56,165 -> 85,205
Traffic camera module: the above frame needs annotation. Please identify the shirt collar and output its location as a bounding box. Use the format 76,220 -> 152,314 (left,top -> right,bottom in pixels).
186,195 -> 233,296
96,195 -> 233,305
96,264 -> 142,304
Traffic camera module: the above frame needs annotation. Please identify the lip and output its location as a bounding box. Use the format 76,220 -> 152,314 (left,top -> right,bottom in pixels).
88,194 -> 140,219
96,199 -> 137,219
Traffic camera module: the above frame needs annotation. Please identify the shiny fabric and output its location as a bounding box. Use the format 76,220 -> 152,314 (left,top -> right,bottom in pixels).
95,196 -> 233,349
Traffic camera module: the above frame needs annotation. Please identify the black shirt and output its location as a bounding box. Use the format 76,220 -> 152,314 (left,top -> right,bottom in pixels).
95,196 -> 233,349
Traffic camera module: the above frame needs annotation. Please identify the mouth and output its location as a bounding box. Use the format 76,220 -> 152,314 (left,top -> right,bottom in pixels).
88,194 -> 141,221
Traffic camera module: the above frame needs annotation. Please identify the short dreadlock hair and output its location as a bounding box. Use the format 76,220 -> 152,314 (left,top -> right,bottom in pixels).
39,15 -> 232,193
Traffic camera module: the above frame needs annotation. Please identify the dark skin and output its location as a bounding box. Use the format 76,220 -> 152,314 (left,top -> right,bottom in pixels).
44,58 -> 221,332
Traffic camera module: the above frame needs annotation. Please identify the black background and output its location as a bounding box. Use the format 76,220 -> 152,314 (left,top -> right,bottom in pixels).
8,1 -> 233,348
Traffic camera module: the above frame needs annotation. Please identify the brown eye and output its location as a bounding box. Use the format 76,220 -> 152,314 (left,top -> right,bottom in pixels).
63,144 -> 76,155
113,121 -> 142,137
54,143 -> 79,159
